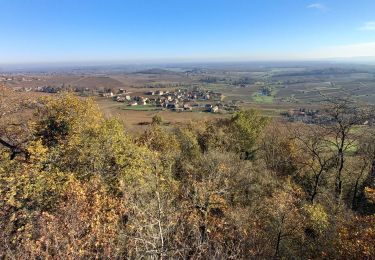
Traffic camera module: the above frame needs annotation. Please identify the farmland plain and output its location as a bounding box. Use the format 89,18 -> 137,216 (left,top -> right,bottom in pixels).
3,62 -> 375,130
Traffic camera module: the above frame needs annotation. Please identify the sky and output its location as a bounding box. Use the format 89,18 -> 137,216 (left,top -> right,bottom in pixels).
0,0 -> 375,64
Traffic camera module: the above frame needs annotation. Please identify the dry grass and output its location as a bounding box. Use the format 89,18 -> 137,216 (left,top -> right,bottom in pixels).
96,98 -> 228,132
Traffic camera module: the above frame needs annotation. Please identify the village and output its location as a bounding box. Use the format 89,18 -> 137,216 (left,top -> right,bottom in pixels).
19,84 -> 239,113
103,88 -> 239,113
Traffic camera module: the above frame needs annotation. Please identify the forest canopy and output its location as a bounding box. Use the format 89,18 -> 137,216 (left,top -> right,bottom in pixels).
1,87 -> 375,259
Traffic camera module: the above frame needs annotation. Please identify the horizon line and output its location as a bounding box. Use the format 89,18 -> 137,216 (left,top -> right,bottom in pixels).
2,56 -> 375,68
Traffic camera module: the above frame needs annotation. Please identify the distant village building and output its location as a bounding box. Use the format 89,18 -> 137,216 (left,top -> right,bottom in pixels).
167,103 -> 177,109
102,92 -> 114,98
205,104 -> 213,111
183,103 -> 193,111
35,86 -> 60,93
211,106 -> 219,113
283,108 -> 320,123
115,96 -> 127,102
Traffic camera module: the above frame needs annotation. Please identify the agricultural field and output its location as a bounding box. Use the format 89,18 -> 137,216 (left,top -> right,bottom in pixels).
122,104 -> 160,111
3,62 -> 375,128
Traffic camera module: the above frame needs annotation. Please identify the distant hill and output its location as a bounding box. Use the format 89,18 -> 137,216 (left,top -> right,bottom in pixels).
133,68 -> 183,75
274,67 -> 371,77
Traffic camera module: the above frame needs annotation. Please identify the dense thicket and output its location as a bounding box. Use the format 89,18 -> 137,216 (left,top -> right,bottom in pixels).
1,88 -> 374,259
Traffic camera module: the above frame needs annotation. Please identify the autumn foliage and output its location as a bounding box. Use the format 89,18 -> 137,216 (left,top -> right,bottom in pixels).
1,91 -> 375,258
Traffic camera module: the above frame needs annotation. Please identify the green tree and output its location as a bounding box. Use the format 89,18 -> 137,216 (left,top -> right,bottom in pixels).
151,114 -> 163,125
227,109 -> 268,160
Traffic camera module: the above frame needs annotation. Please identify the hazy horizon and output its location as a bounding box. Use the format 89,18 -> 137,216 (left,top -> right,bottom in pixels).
2,56 -> 375,69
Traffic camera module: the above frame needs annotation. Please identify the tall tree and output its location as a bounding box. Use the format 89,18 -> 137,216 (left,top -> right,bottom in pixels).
323,98 -> 369,201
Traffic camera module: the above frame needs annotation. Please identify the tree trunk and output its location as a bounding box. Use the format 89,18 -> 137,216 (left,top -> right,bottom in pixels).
335,147 -> 345,201
352,176 -> 360,210
274,230 -> 282,258
311,169 -> 324,204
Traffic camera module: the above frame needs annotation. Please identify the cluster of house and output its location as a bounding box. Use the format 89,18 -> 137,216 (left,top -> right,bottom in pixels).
282,108 -> 321,123
106,88 -> 234,113
146,89 -> 223,101
0,76 -> 13,82
34,85 -> 62,93
1,76 -> 41,83
35,85 -> 100,94
28,85 -> 98,96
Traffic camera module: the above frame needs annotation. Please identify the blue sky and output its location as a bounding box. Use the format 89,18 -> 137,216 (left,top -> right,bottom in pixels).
0,0 -> 375,64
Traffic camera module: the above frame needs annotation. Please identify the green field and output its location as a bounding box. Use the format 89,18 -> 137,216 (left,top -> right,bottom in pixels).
252,90 -> 278,103
252,94 -> 274,103
122,104 -> 160,111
